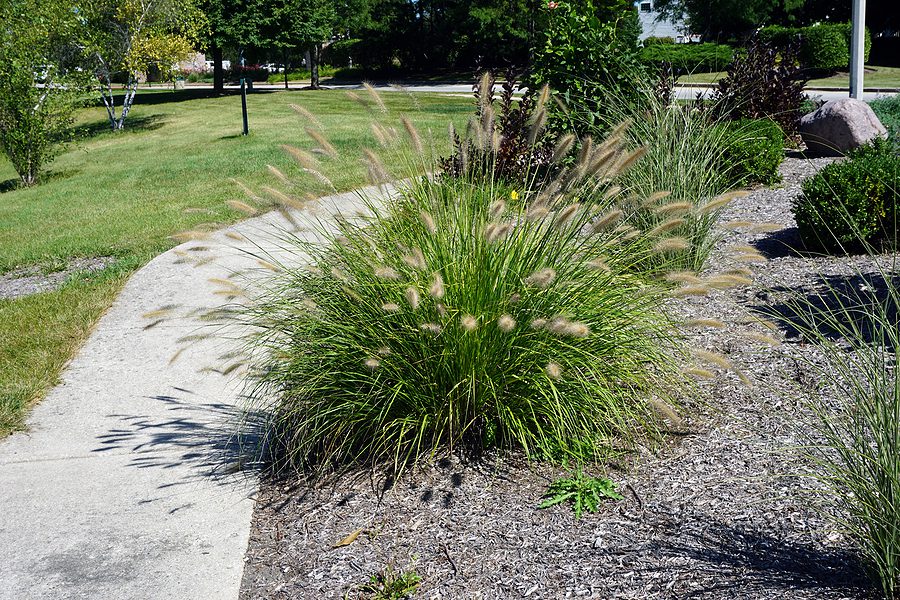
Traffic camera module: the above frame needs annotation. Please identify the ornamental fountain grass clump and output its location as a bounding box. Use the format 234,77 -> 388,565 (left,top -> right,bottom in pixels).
229,86 -> 744,476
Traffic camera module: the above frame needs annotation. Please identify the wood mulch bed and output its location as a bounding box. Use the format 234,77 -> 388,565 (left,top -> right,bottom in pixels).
239,156 -> 888,599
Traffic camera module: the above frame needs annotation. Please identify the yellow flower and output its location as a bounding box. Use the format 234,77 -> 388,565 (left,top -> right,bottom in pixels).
510,190 -> 519,201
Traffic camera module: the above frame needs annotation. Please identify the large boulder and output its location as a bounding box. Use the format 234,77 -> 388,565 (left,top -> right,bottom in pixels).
800,98 -> 888,156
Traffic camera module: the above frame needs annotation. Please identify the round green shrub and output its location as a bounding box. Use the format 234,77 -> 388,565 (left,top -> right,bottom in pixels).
242,172 -> 688,474
800,23 -> 871,73
721,118 -> 785,186
794,140 -> 900,252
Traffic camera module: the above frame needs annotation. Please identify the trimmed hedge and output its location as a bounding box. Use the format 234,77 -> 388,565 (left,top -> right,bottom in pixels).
758,22 -> 872,73
794,140 -> 900,251
721,118 -> 785,186
639,42 -> 733,74
643,36 -> 674,46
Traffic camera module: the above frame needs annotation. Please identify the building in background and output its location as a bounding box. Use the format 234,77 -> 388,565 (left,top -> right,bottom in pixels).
635,0 -> 698,43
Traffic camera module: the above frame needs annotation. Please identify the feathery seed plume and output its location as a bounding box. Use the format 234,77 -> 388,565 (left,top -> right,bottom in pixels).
281,144 -> 320,170
382,302 -> 401,313
665,271 -> 700,284
497,314 -> 516,332
363,82 -> 387,112
225,231 -> 245,241
565,322 -> 590,337
405,287 -> 420,310
698,191 -> 748,216
363,148 -> 391,184
257,259 -> 282,272
577,136 -> 594,167
545,362 -> 562,380
552,134 -> 576,163
705,274 -> 753,288
531,318 -> 548,329
526,203 -> 550,221
721,220 -> 754,230
649,218 -> 686,237
429,273 -> 445,299
490,200 -> 506,218
672,285 -> 709,297
420,323 -> 442,334
591,209 -> 623,232
525,268 -> 557,289
746,332 -> 781,346
649,399 -> 683,427
460,314 -> 478,331
227,200 -> 258,215
683,367 -> 715,379
305,127 -> 338,158
420,210 -> 437,234
402,248 -> 427,270
555,203 -> 581,228
289,103 -> 323,128
653,237 -> 691,253
586,257 -> 611,272
692,349 -> 732,370
528,109 -> 547,146
364,357 -> 380,370
654,201 -> 692,217
749,222 -> 783,233
377,346 -> 392,356
401,117 -> 423,154
375,266 -> 401,280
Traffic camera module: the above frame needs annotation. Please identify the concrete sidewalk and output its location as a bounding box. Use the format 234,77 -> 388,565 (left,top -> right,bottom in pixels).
0,189 -> 374,599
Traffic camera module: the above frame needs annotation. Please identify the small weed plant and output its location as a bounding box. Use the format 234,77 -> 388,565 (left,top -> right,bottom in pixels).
357,564 -> 421,600
539,467 -> 623,518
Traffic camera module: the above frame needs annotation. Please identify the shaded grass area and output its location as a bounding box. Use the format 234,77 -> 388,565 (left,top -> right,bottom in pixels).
677,64 -> 900,88
0,88 -> 472,437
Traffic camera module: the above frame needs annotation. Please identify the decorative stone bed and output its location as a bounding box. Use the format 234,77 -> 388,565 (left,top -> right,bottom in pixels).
240,156 -> 887,599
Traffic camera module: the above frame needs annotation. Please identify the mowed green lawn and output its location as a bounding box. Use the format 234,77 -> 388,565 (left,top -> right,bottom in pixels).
677,64 -> 900,89
0,88 -> 473,436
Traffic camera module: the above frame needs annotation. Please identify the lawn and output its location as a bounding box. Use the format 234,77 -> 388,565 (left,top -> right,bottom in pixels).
0,87 -> 473,436
677,64 -> 900,89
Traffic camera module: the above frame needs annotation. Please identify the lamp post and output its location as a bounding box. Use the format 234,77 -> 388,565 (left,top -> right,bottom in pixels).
849,0 -> 866,99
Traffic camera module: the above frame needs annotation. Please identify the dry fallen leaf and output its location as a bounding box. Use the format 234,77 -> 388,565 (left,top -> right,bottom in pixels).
332,528 -> 363,548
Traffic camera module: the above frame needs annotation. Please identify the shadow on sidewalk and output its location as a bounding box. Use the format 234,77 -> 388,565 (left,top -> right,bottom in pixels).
93,388 -> 267,488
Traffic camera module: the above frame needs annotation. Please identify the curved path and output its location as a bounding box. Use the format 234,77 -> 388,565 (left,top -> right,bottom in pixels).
0,188 -> 377,599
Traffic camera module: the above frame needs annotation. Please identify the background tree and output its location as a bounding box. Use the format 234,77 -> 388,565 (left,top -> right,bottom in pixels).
530,0 -> 643,133
0,0 -> 86,186
200,0 -> 269,92
652,0 -> 804,40
83,0 -> 205,130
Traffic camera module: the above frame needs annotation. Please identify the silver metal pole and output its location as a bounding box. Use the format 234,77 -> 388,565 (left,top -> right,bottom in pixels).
850,0 -> 866,99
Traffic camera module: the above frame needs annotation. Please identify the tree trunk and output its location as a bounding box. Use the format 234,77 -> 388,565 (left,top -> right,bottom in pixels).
310,44 -> 321,90
116,77 -> 139,130
213,45 -> 224,93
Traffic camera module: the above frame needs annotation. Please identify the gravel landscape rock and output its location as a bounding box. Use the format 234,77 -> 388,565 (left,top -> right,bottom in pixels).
239,156 -> 891,600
